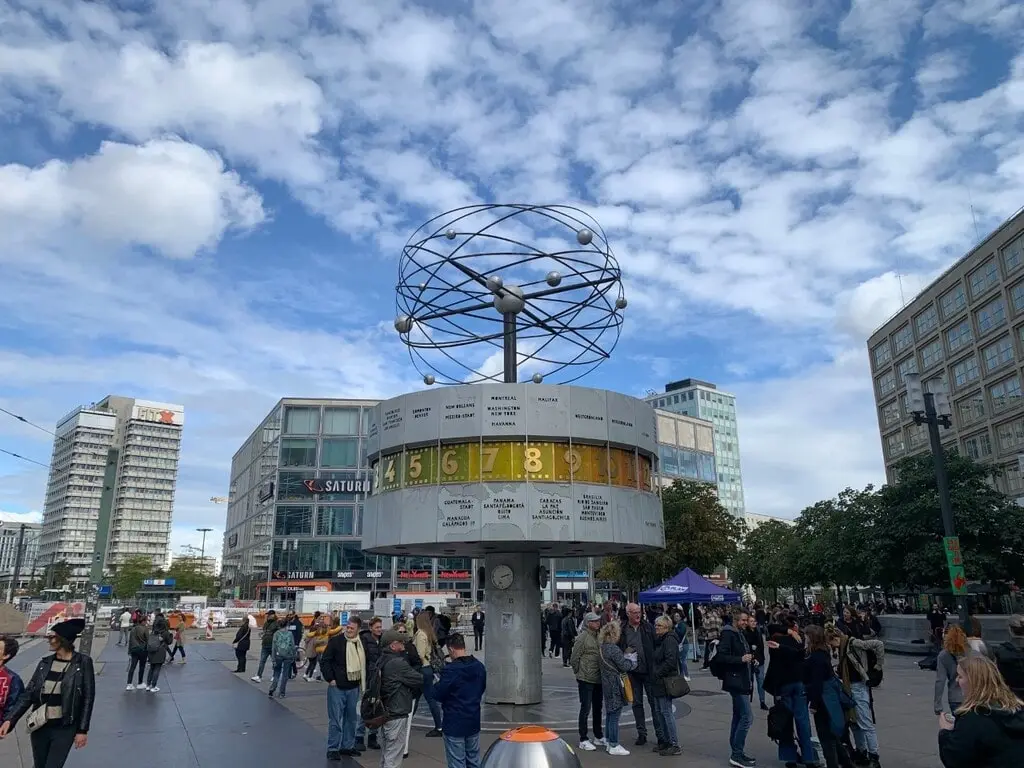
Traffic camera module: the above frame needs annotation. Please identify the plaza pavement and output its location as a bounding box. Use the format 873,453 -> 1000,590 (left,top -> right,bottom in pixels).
0,629 -> 943,767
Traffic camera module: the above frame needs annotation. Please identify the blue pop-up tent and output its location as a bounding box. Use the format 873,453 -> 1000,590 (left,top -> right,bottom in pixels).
638,567 -> 741,604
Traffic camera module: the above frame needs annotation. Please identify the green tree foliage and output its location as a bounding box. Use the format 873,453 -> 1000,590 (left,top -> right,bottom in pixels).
166,556 -> 216,598
111,556 -> 157,599
43,560 -> 73,591
792,487 -> 879,589
598,480 -> 746,593
731,519 -> 803,594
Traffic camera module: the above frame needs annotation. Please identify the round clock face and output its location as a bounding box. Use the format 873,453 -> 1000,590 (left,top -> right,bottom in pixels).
491,564 -> 515,590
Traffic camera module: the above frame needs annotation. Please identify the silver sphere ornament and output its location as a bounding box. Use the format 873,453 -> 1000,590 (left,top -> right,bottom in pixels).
576,228 -> 593,246
615,296 -> 628,310
417,282 -> 427,293
545,271 -> 562,287
485,275 -> 504,293
445,229 -> 456,240
394,314 -> 413,334
493,284 -> 525,315
531,373 -> 544,384
423,374 -> 435,386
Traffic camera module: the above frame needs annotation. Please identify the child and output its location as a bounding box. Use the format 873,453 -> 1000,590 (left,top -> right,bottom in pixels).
0,635 -> 24,723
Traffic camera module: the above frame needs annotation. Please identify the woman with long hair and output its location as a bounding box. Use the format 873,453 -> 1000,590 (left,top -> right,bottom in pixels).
803,625 -> 848,768
935,626 -> 967,716
765,615 -> 819,768
597,621 -> 636,756
413,612 -> 443,736
938,654 -> 1024,767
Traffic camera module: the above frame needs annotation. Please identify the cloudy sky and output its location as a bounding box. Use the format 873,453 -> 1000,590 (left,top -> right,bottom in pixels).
1,0 -> 1023,560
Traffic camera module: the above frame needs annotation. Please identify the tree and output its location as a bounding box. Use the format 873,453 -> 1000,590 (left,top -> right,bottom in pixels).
43,560 -> 72,591
112,556 -> 157,599
875,451 -> 1024,589
598,480 -> 746,593
166,556 -> 216,598
792,486 -> 879,591
731,519 -> 803,596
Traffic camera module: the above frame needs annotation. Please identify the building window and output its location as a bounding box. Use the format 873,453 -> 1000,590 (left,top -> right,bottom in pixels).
956,395 -> 985,427
896,355 -> 918,384
284,407 -> 320,435
323,408 -> 360,435
976,297 -> 1007,334
947,320 -> 972,354
316,505 -> 356,536
876,371 -> 896,397
280,438 -> 317,467
1007,462 -> 1024,493
921,339 -> 943,370
926,373 -> 948,394
881,401 -> 900,427
990,375 -> 1023,414
940,284 -> 967,319
274,505 -> 314,536
884,432 -> 905,458
983,336 -> 1014,373
969,260 -> 999,299
321,438 -> 359,468
899,392 -> 909,417
277,471 -> 309,500
952,356 -> 980,388
1011,283 -> 1024,314
915,305 -> 939,337
963,432 -> 993,460
996,419 -> 1024,453
893,324 -> 913,353
907,423 -> 927,449
1003,232 -> 1024,275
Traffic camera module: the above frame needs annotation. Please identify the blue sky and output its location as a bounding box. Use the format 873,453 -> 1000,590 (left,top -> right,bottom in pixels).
1,0 -> 1023,558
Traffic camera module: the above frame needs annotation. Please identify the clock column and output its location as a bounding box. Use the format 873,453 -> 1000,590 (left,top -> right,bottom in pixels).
483,551 -> 542,704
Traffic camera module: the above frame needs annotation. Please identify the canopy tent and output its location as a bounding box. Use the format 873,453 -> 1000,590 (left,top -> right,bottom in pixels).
638,567 -> 741,605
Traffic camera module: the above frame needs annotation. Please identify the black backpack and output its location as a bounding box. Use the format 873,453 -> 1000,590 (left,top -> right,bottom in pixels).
994,642 -> 1024,698
361,660 -> 388,729
766,703 -> 792,743
437,615 -> 452,646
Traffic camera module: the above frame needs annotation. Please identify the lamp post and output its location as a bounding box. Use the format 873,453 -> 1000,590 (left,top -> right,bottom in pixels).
196,528 -> 213,576
905,373 -> 970,630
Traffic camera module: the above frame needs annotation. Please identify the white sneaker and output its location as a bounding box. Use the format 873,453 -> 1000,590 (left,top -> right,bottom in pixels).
578,740 -> 597,751
250,676 -> 261,683
593,737 -> 607,747
607,744 -> 630,756
150,687 -> 160,693
684,675 -> 691,682
126,684 -> 134,691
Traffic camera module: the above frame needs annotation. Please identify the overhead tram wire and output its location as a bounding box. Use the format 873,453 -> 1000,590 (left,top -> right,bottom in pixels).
0,446 -> 49,469
0,405 -> 72,469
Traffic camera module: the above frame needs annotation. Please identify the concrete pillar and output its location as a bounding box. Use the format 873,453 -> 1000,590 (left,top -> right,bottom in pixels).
483,552 -> 542,705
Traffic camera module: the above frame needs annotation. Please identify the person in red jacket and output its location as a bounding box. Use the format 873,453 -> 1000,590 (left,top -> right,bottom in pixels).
0,635 -> 25,723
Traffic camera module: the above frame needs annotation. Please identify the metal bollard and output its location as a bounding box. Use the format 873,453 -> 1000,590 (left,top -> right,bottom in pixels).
481,726 -> 582,768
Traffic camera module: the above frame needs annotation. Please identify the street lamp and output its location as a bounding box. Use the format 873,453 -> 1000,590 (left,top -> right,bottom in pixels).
905,373 -> 970,630
196,528 -> 213,576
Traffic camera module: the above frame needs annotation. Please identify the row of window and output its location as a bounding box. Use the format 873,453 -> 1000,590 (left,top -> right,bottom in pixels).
284,406 -> 371,437
881,371 -> 1022,431
274,504 -> 365,537
279,437 -> 363,468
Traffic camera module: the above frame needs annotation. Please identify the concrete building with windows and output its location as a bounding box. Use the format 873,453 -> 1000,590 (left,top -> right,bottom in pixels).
867,207 -> 1024,495
646,379 -> 746,516
0,521 -> 41,595
39,397 -> 183,586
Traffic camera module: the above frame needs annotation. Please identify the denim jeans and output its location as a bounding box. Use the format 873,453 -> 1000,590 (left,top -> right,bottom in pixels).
776,682 -> 815,764
256,646 -> 272,677
119,627 -> 130,646
327,685 -> 360,752
604,706 -> 623,747
678,642 -> 690,678
268,659 -> 290,696
577,681 -> 604,741
127,651 -> 147,685
754,662 -> 766,706
146,662 -> 163,688
850,682 -> 878,754
657,696 -> 678,746
628,673 -> 666,743
443,733 -> 482,768
418,666 -> 443,729
729,692 -> 753,759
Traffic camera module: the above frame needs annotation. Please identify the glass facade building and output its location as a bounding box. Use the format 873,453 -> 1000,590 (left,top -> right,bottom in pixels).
221,398 -> 475,602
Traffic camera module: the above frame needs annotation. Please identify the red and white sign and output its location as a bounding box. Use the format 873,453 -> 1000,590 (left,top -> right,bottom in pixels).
132,401 -> 184,426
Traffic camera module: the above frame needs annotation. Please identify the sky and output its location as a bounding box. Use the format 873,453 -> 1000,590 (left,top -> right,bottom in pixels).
1,0 -> 1023,562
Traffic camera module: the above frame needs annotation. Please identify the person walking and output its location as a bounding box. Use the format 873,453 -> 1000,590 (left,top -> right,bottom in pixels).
716,610 -> 756,768
560,607 -> 578,669
935,625 -> 967,717
268,618 -> 297,699
434,633 -> 486,768
304,615 -> 328,682
546,605 -> 563,659
0,618 -> 96,768
126,615 -> 150,691
413,612 -> 444,737
765,616 -> 819,768
651,615 -> 682,756
117,608 -> 132,647
322,616 -> 367,759
232,618 -> 252,674
620,602 -> 666,750
145,620 -> 172,692
570,612 -> 605,752
804,625 -> 849,768
598,621 -> 636,756
743,614 -> 768,710
673,611 -> 691,681
168,620 -> 187,664
251,610 -> 280,683
284,610 -> 305,679
470,607 -> 485,652
378,628 -> 424,768
938,654 -> 1024,767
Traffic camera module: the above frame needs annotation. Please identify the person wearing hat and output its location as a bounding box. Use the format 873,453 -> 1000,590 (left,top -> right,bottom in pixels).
570,612 -> 606,752
0,618 -> 96,767
375,627 -> 423,767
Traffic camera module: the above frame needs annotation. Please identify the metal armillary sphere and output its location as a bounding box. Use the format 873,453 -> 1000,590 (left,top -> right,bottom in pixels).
394,204 -> 626,385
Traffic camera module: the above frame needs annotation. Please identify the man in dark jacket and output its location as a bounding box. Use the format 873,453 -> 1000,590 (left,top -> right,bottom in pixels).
993,615 -> 1024,700
252,610 -> 279,683
471,607 -> 485,652
378,629 -> 423,768
358,618 -> 384,750
322,617 -> 368,759
619,602 -> 666,749
284,610 -> 305,679
560,608 -> 577,668
434,633 -> 486,767
546,605 -> 563,658
716,610 -> 755,768
742,621 -> 767,710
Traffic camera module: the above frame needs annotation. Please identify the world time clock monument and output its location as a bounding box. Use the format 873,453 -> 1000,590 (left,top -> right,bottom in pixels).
362,204 -> 664,705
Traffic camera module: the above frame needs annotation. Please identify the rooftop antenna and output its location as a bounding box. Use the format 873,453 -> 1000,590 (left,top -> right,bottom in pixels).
968,187 -> 981,242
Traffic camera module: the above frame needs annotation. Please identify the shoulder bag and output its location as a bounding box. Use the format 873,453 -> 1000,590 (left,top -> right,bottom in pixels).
600,648 -> 634,704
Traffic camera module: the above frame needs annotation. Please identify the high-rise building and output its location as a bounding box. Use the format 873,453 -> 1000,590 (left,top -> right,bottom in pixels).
0,521 -> 41,594
646,379 -> 746,516
170,553 -> 219,577
39,397 -> 183,586
867,208 -> 1024,495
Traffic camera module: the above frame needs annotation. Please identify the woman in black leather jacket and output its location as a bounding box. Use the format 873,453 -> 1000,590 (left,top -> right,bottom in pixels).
0,618 -> 96,767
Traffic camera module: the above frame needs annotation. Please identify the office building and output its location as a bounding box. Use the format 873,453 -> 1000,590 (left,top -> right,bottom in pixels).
868,208 -> 1024,496
0,521 -> 41,595
646,379 -> 746,516
742,512 -> 795,532
39,398 -> 183,586
170,553 -> 219,577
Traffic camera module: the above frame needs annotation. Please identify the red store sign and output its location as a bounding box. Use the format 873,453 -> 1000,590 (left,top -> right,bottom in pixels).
439,570 -> 470,580
398,570 -> 431,580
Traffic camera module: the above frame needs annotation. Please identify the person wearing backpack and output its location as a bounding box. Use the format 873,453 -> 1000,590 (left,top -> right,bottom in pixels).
145,623 -> 172,692
992,615 -> 1024,700
322,616 -> 368,759
125,615 -> 150,691
377,629 -> 424,768
268,621 -> 297,699
433,632 -> 486,768
836,626 -> 885,768
251,610 -> 280,683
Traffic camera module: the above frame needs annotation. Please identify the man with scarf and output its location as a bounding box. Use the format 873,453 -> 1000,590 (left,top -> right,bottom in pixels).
322,616 -> 369,760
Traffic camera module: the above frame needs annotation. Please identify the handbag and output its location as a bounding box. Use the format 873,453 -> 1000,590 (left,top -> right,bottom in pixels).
663,675 -> 690,698
25,706 -> 48,734
600,648 -> 634,704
